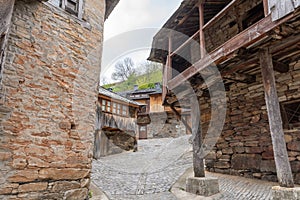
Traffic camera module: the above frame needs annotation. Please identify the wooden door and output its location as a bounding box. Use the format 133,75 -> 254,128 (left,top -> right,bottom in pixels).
139,126 -> 147,139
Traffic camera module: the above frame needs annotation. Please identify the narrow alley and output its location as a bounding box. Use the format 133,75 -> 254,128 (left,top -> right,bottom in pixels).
92,136 -> 281,200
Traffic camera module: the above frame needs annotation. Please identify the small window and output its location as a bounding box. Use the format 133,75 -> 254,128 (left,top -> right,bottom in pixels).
112,102 -> 117,113
117,104 -> 121,115
101,99 -> 106,111
281,100 -> 300,129
122,105 -> 128,116
48,0 -> 83,19
107,101 -> 111,112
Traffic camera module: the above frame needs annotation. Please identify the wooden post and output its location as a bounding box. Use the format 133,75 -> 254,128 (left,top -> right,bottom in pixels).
263,0 -> 269,17
199,3 -> 205,58
259,48 -> 294,188
191,97 -> 205,177
167,34 -> 173,81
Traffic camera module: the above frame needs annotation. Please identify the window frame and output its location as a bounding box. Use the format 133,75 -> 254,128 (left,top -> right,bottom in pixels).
48,0 -> 83,19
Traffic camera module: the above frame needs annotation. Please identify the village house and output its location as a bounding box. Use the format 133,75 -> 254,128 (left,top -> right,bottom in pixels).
0,0 -> 119,199
119,83 -> 189,139
94,87 -> 142,158
149,0 -> 300,198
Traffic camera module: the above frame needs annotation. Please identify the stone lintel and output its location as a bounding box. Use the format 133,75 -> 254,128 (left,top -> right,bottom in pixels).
272,186 -> 300,200
186,177 -> 219,197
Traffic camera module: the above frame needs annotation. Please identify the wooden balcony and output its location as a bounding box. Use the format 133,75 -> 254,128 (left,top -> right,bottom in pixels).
156,0 -> 300,105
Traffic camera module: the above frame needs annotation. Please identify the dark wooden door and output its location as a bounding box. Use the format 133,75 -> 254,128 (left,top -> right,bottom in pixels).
139,126 -> 147,139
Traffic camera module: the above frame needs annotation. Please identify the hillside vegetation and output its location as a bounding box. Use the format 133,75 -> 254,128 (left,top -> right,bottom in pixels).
103,68 -> 162,92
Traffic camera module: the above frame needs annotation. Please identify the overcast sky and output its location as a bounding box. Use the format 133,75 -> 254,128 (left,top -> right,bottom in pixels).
101,0 -> 182,84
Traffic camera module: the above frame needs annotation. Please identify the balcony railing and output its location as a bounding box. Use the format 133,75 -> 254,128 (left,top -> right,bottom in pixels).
162,0 -> 272,101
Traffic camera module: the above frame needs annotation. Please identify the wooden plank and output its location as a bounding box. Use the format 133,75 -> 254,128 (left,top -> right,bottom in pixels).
191,97 -> 205,177
259,48 -> 294,188
168,13 -> 295,90
170,105 -> 192,134
199,3 -> 205,58
268,0 -> 294,21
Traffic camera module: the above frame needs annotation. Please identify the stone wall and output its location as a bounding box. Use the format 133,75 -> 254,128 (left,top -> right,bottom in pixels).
147,112 -> 187,138
204,60 -> 300,184
0,0 -> 105,199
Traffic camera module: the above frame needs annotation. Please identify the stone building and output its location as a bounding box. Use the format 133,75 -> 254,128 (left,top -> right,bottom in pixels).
0,0 -> 119,199
149,0 -> 300,197
94,87 -> 141,158
119,83 -> 188,139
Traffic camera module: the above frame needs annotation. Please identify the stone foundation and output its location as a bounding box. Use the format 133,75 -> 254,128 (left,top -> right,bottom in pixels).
272,186 -> 300,200
147,112 -> 187,138
203,60 -> 300,184
186,177 -> 219,196
0,0 -> 106,198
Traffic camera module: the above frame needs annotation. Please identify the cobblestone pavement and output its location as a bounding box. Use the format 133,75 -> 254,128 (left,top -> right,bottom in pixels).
207,172 -> 278,200
92,136 -> 192,200
92,136 -> 280,200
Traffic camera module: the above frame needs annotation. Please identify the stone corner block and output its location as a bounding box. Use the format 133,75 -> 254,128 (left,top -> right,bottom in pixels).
272,186 -> 300,200
186,177 -> 219,197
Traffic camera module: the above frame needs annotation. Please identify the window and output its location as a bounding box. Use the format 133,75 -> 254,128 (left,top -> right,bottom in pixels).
122,105 -> 128,116
107,101 -> 111,112
101,99 -> 106,111
117,104 -> 121,115
281,100 -> 300,129
48,0 -> 83,19
112,102 -> 117,113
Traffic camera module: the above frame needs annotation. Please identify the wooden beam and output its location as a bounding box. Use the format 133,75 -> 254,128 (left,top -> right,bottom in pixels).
168,13 -> 295,90
199,3 -> 205,58
177,6 -> 198,27
259,48 -> 294,188
191,97 -> 205,177
170,105 -> 192,134
223,73 -> 256,84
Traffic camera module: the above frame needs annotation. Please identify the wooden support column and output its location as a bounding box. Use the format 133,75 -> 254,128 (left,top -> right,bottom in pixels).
167,34 -> 173,81
191,97 -> 205,177
259,48 -> 294,188
263,0 -> 269,17
199,3 -> 205,58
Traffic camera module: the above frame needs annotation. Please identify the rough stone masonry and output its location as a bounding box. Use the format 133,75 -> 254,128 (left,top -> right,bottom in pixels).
0,0 -> 114,199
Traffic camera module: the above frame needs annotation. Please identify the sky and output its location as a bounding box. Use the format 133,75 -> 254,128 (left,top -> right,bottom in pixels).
101,0 -> 182,84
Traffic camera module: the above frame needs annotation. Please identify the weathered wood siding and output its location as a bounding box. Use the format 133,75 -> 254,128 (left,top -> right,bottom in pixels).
268,0 -> 300,21
150,94 -> 164,113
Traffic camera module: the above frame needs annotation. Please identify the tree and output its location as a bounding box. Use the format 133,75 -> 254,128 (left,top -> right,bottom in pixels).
111,57 -> 136,81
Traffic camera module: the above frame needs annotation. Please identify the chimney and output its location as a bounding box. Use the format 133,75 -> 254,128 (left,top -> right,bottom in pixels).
134,85 -> 138,91
155,82 -> 161,90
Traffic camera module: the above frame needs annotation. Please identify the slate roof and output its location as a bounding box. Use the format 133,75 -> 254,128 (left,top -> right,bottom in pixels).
105,0 -> 120,19
99,87 -> 143,106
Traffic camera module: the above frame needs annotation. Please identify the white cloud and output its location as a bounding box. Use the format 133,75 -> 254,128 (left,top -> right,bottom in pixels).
102,0 -> 182,84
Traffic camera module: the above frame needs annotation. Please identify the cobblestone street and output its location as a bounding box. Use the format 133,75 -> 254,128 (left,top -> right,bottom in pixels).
92,136 -> 280,200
